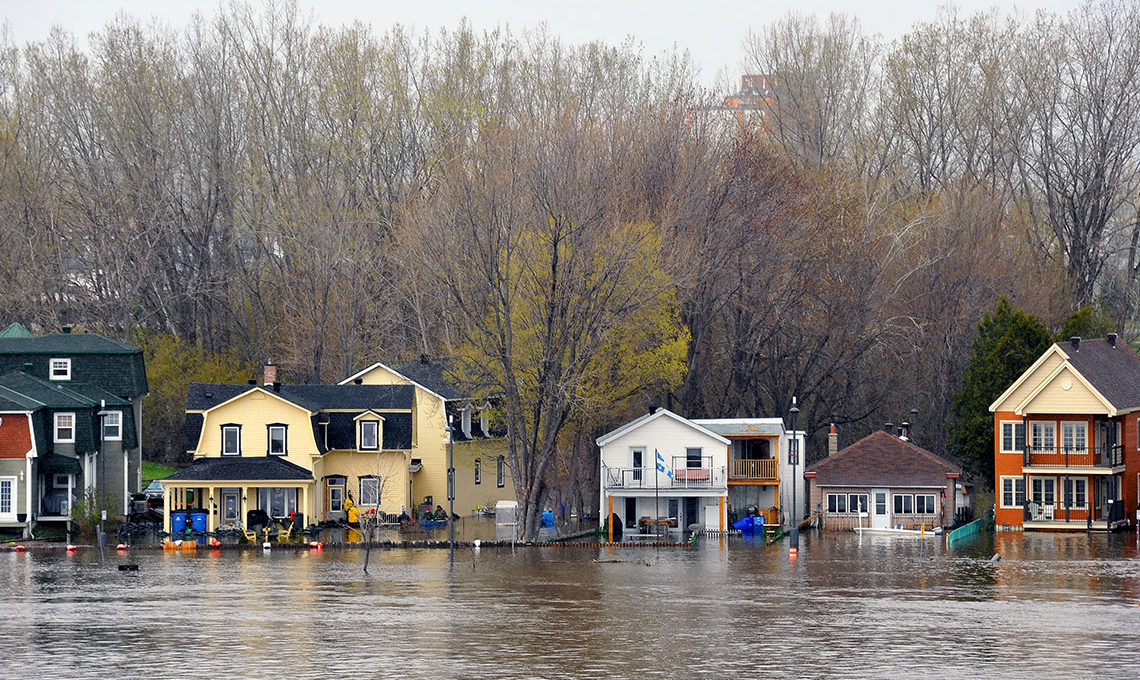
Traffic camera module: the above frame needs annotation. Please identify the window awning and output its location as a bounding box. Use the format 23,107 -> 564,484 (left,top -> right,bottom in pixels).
39,452 -> 82,475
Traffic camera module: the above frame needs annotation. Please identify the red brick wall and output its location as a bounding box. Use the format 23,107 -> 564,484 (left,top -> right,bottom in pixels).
0,414 -> 32,459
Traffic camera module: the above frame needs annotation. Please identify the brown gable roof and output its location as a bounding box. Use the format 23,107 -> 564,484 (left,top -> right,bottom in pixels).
1062,337 -> 1140,410
806,430 -> 959,488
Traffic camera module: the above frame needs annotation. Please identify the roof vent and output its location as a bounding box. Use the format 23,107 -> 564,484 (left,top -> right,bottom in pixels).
247,379 -> 256,385
272,381 -> 282,393
354,378 -> 363,385
61,325 -> 72,334
22,362 -> 32,373
1070,336 -> 1081,351
884,421 -> 893,434
1108,332 -> 1118,347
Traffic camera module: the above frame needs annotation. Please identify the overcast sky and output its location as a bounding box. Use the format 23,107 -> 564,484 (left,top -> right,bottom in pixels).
3,0 -> 1083,86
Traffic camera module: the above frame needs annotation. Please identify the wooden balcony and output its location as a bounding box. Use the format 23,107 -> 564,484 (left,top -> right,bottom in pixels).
729,458 -> 778,482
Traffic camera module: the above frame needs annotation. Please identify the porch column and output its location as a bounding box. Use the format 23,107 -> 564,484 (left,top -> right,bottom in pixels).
608,495 -> 614,542
239,486 -> 248,529
301,484 -> 310,525
163,486 -> 171,535
719,496 -> 725,533
208,485 -> 218,532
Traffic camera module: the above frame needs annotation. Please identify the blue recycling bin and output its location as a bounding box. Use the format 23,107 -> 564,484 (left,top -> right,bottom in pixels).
171,511 -> 187,534
190,510 -> 208,533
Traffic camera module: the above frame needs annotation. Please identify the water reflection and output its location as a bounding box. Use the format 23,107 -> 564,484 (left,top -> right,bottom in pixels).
2,530 -> 1139,677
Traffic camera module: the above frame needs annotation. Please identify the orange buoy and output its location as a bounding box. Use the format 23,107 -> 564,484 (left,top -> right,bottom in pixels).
14,545 -> 26,551
208,537 -> 222,548
116,543 -> 128,550
66,544 -> 78,552
308,541 -> 323,550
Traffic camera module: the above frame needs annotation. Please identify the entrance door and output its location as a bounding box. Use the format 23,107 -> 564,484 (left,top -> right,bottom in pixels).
221,492 -> 240,524
326,477 -> 345,521
684,497 -> 699,530
872,488 -> 889,529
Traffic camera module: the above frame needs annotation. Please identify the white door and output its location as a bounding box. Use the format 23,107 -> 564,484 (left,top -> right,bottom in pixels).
872,488 -> 890,529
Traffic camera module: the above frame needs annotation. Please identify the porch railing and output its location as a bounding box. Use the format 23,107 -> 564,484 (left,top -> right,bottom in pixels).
729,458 -> 778,481
603,465 -> 727,490
1023,444 -> 1123,469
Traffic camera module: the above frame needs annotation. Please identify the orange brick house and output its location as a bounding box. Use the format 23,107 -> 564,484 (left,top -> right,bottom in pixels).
989,334 -> 1138,531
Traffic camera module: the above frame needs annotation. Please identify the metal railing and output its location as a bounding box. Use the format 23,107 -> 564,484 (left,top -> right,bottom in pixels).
1022,444 -> 1123,468
729,458 -> 778,481
603,465 -> 727,490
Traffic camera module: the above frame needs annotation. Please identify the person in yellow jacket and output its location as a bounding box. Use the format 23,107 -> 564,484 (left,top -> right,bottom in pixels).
345,491 -> 360,526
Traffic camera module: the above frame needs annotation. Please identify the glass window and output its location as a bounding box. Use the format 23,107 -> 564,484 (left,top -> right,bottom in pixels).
893,494 -> 914,514
497,456 -> 505,488
268,425 -> 286,455
1001,477 -> 1026,508
49,358 -> 70,381
474,459 -> 481,485
102,411 -> 121,441
1063,478 -> 1088,508
0,478 -> 12,516
360,421 -> 379,450
360,477 -> 380,505
1030,422 -> 1055,451
222,425 -> 240,455
915,494 -> 936,514
685,448 -> 703,468
848,494 -> 868,513
258,487 -> 297,519
1001,422 -> 1025,452
54,413 -> 75,443
1061,422 -> 1087,453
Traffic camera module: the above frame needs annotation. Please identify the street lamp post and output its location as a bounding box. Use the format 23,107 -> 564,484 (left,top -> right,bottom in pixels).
789,397 -> 800,554
447,415 -> 455,555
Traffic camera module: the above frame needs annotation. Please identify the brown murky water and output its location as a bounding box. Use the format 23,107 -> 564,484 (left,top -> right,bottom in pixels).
2,529 -> 1138,677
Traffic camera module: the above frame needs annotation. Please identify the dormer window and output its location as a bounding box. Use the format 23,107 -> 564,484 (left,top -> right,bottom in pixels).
221,425 -> 241,455
50,358 -> 71,381
479,402 -> 491,437
461,406 -> 472,439
267,424 -> 287,455
360,420 -> 379,450
102,411 -> 122,441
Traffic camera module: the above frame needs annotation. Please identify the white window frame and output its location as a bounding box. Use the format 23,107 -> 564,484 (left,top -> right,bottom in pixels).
893,494 -> 914,514
49,358 -> 71,381
221,425 -> 240,456
848,493 -> 868,514
1000,421 -> 1025,453
826,493 -> 848,514
267,424 -> 287,456
54,412 -> 75,443
474,458 -> 481,485
1063,478 -> 1088,508
1061,422 -> 1087,453
1030,477 -> 1056,506
461,406 -> 472,439
1000,476 -> 1026,508
359,420 -> 379,450
497,456 -> 505,488
914,494 -> 936,514
102,411 -> 122,441
0,477 -> 15,520
1029,421 -> 1055,452
630,447 -> 646,482
360,476 -> 380,506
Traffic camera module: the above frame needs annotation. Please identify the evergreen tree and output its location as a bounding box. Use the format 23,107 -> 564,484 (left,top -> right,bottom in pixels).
950,298 -> 1050,487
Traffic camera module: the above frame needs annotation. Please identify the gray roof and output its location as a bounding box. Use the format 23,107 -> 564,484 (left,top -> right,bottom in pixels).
187,383 -> 414,412
390,358 -> 466,400
692,418 -> 786,437
166,455 -> 314,482
1064,337 -> 1140,410
0,331 -> 140,354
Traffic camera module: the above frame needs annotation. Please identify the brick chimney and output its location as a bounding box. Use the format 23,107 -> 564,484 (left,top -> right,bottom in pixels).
1108,332 -> 1118,347
263,362 -> 277,386
828,424 -> 838,456
1070,336 -> 1080,351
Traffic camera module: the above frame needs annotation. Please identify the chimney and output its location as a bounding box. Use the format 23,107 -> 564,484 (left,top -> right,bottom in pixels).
263,363 -> 277,386
272,381 -> 281,393
61,325 -> 72,334
1108,332 -> 1118,347
247,378 -> 256,385
884,422 -> 893,435
828,424 -> 838,456
910,407 -> 919,445
354,378 -> 363,385
1070,336 -> 1080,351
900,421 -> 910,441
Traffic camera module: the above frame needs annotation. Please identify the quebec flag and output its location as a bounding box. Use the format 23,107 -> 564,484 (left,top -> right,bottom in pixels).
655,450 -> 673,479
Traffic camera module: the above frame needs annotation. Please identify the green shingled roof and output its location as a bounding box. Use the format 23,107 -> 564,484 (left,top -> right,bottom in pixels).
0,323 -> 33,338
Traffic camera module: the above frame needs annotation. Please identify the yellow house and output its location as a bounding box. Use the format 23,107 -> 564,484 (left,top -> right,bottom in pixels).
163,380 -> 415,534
340,358 -> 515,517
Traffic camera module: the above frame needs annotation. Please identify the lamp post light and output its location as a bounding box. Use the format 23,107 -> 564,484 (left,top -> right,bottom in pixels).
788,397 -> 800,554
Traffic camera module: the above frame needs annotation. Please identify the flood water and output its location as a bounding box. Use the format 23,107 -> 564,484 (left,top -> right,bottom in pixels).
3,529 -> 1139,678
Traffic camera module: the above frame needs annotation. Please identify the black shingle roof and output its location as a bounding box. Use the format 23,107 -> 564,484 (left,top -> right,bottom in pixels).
166,455 -> 314,482
806,430 -> 959,488
187,383 -> 414,412
324,412 -> 413,450
0,331 -> 147,398
1063,337 -> 1140,410
390,358 -> 466,400
0,332 -> 139,354
0,372 -> 97,408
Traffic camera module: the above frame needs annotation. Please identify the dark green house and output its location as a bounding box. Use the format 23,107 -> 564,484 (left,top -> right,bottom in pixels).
0,327 -> 147,536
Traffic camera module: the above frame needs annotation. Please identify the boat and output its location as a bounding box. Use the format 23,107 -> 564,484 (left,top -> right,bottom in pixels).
853,526 -> 941,538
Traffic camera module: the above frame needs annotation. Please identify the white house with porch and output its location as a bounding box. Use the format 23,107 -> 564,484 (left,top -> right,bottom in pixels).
597,408 -> 730,540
